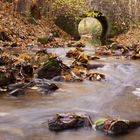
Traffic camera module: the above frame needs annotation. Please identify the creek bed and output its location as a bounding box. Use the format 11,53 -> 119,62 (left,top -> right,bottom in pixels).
0,45 -> 140,140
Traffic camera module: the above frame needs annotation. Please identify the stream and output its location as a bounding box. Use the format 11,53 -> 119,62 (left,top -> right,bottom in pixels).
0,44 -> 140,140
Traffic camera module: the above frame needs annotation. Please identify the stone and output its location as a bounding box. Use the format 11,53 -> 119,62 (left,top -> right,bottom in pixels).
86,63 -> 104,69
48,113 -> 90,131
93,118 -> 140,135
35,79 -> 59,94
37,59 -> 62,79
0,69 -> 16,87
9,88 -> 25,97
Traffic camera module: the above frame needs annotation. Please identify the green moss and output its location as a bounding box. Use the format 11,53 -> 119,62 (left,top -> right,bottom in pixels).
37,36 -> 49,44
43,59 -> 61,71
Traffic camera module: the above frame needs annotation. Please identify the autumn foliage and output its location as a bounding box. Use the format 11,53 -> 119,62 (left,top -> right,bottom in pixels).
52,0 -> 90,19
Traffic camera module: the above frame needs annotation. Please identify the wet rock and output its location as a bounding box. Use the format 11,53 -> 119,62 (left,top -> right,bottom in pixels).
32,78 -> 59,94
48,83 -> 58,91
8,79 -> 58,96
8,83 -> 25,91
9,88 -> 25,97
94,118 -> 140,135
37,59 -> 62,79
37,83 -> 58,94
86,64 -> 104,70
48,113 -> 90,131
94,118 -> 129,135
51,76 -> 65,82
0,68 -> 16,87
8,81 -> 34,96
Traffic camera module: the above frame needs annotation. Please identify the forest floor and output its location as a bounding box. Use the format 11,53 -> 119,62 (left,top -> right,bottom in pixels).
0,1 -> 140,49
0,1 -> 71,49
112,28 -> 140,46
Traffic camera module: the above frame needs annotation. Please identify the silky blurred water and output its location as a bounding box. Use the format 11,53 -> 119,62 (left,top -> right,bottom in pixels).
0,46 -> 140,140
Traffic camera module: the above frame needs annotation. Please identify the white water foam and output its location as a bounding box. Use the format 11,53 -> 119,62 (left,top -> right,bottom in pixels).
133,88 -> 140,97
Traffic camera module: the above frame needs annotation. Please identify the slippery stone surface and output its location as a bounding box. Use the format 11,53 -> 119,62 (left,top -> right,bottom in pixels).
48,113 -> 90,131
37,59 -> 62,80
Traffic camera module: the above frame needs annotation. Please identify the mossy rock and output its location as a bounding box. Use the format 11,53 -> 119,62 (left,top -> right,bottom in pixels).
37,36 -> 49,44
37,59 -> 62,79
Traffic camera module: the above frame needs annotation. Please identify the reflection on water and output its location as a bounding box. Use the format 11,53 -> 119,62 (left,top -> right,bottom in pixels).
0,46 -> 140,140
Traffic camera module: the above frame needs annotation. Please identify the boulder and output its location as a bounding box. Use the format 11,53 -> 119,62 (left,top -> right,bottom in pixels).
48,113 -> 90,131
37,59 -> 62,79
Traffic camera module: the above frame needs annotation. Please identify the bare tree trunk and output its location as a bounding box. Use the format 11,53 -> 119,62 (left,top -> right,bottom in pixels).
30,0 -> 41,19
13,0 -> 42,19
14,0 -> 32,15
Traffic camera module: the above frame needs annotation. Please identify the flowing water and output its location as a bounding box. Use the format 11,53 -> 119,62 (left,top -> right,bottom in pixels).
0,45 -> 140,140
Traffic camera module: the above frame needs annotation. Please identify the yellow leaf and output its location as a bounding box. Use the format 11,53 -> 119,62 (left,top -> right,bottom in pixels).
18,53 -> 30,60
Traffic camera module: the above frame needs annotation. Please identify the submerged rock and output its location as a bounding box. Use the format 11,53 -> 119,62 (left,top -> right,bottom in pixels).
48,113 -> 90,131
33,78 -> 59,94
8,82 -> 34,97
8,83 -> 26,91
86,64 -> 104,70
9,88 -> 25,97
8,79 -> 59,96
